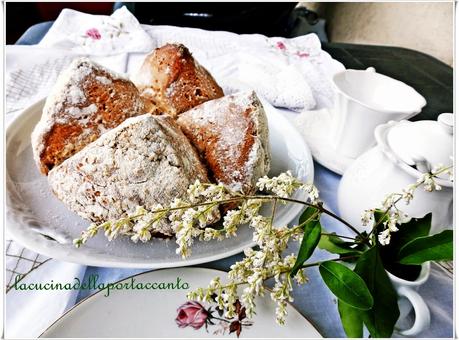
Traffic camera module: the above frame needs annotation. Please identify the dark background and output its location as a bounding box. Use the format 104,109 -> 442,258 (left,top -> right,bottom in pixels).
6,2 -> 324,44
6,3 -> 114,44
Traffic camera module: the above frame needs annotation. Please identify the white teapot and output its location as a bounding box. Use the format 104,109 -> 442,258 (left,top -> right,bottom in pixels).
338,113 -> 453,234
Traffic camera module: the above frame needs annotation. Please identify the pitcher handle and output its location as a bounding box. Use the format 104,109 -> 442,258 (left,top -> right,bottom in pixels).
395,286 -> 431,336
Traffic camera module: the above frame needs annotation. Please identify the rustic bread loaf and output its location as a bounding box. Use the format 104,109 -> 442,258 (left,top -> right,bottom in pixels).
133,43 -> 224,117
48,114 -> 210,235
176,91 -> 271,194
31,57 -> 146,175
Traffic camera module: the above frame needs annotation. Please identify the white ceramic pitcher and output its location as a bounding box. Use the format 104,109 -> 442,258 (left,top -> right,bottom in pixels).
330,67 -> 426,159
338,113 -> 453,234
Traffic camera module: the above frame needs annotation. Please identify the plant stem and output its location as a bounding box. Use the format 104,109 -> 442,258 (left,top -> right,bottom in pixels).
204,255 -> 359,292
300,255 -> 359,269
320,233 -> 356,241
78,190 -> 367,247
245,195 -> 366,240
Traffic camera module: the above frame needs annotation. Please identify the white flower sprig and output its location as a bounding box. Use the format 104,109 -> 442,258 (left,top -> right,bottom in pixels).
73,172 -> 320,261
187,173 -> 319,325
360,164 -> 453,245
72,165 -> 452,326
73,172 -> 321,324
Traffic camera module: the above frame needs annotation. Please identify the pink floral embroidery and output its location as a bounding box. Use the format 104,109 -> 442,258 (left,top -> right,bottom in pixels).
86,28 -> 101,40
296,51 -> 309,58
276,41 -> 287,50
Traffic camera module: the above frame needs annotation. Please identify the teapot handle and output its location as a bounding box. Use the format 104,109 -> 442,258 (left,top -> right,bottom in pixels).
438,113 -> 453,135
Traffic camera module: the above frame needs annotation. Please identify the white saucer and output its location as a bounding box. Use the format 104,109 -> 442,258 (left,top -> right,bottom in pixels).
292,108 -> 357,175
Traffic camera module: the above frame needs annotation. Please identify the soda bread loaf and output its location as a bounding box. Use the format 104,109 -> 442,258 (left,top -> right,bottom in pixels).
47,114 -> 210,235
133,43 -> 224,117
31,58 -> 146,175
176,91 -> 271,194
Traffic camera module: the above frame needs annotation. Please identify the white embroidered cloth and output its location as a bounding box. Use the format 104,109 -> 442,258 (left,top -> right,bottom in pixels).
6,6 -> 343,117
38,6 -> 156,55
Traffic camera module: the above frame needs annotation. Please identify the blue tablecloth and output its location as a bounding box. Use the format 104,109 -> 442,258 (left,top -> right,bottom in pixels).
75,162 -> 453,338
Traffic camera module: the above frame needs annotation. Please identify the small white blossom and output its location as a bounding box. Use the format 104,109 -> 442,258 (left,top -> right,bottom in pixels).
384,218 -> 399,233
361,209 -> 375,226
302,182 -> 320,204
256,171 -> 302,198
417,173 -> 442,192
275,300 -> 288,325
382,193 -> 398,210
294,269 -> 308,285
241,287 -> 256,318
378,228 -> 391,246
402,184 -> 416,203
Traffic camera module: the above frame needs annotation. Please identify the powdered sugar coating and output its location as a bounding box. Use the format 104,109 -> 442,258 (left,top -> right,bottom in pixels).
177,91 -> 270,193
48,114 -> 209,235
132,43 -> 224,117
31,57 -> 145,174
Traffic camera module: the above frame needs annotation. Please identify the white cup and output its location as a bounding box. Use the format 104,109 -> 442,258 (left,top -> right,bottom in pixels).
329,67 -> 426,158
387,262 -> 431,336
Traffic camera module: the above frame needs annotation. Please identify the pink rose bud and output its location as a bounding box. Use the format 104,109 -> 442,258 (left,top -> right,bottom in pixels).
86,28 -> 101,40
276,41 -> 287,50
175,301 -> 209,330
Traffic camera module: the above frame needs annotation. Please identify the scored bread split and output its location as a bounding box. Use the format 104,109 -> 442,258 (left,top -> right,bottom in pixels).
133,43 -> 224,117
48,114 -> 210,236
177,91 -> 271,195
31,57 -> 147,175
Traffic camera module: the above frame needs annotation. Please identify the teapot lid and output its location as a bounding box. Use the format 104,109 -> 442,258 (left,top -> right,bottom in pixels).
386,113 -> 453,176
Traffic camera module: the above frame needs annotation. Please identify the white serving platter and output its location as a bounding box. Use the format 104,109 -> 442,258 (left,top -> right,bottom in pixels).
6,98 -> 314,268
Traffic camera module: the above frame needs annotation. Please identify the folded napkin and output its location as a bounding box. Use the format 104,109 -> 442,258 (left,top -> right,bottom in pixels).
38,6 -> 155,56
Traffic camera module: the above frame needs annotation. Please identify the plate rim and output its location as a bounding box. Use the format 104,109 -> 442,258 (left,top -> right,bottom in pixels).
6,97 -> 314,268
39,266 -> 323,338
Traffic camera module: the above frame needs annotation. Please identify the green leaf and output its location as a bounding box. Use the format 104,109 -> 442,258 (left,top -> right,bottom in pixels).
319,261 -> 373,310
398,230 -> 453,264
299,206 -> 319,226
318,233 -> 362,255
354,246 -> 399,338
290,220 -> 321,277
338,300 -> 363,338
378,213 -> 432,281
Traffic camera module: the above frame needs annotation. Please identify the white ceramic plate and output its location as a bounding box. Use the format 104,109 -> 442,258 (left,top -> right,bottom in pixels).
6,98 -> 314,268
40,267 -> 322,338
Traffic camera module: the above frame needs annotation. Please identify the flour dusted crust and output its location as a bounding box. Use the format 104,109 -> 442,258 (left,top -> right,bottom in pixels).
31,57 -> 146,175
133,43 -> 224,117
177,91 -> 271,194
48,114 -> 209,235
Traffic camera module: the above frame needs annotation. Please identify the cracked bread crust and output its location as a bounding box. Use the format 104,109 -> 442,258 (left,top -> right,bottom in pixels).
176,91 -> 271,194
48,114 -> 209,235
31,57 -> 146,175
133,43 -> 224,117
